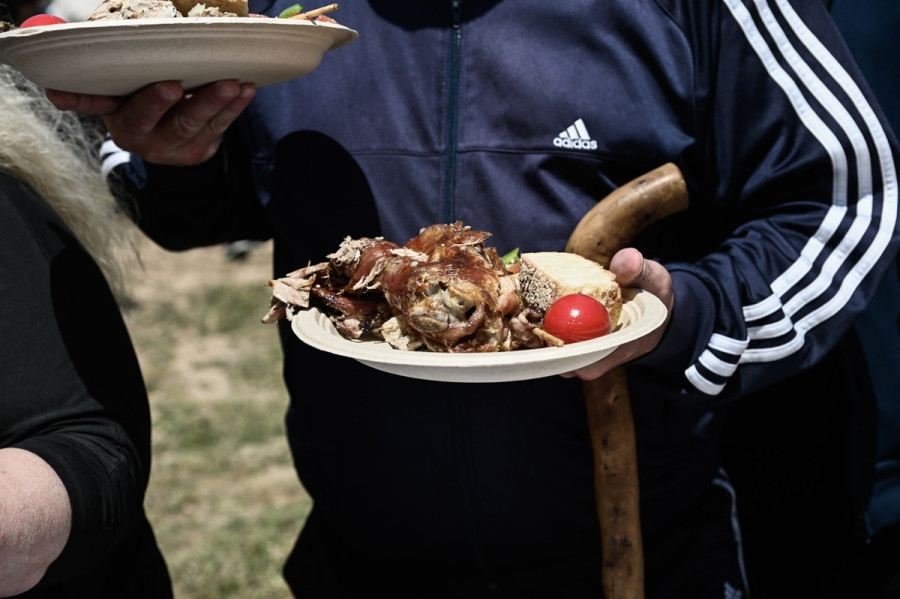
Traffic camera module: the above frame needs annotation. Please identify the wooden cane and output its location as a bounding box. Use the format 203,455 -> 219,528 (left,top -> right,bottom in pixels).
565,163 -> 689,599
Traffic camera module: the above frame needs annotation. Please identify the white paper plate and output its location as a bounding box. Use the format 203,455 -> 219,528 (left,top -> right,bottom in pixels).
0,17 -> 358,95
291,288 -> 667,383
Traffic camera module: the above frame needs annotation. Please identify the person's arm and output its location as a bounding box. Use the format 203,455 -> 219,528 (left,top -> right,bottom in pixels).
47,80 -> 255,167
1,173 -> 149,588
48,80 -> 271,250
580,0 -> 900,403
674,0 -> 900,402
0,448 -> 71,597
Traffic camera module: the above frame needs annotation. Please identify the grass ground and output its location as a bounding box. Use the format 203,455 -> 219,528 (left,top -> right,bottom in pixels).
121,237 -> 309,599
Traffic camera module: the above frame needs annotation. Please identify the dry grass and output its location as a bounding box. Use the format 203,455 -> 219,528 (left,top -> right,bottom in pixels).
121,237 -> 309,599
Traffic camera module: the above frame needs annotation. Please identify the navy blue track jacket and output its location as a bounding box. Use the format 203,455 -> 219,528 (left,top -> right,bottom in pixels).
107,0 -> 900,595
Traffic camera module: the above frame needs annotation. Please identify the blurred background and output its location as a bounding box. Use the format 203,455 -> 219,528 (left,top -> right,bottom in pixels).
123,237 -> 308,599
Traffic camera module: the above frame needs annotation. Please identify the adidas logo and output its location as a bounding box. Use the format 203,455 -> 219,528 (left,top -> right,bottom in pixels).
553,118 -> 598,150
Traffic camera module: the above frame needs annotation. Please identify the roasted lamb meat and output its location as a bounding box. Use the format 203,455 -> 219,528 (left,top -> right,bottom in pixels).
263,222 -> 540,353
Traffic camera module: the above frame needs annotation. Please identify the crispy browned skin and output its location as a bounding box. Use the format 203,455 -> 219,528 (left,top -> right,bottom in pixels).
356,223 -> 512,352
263,222 -> 535,352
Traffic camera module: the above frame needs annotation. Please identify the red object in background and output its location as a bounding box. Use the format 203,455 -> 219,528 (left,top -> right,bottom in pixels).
19,14 -> 67,27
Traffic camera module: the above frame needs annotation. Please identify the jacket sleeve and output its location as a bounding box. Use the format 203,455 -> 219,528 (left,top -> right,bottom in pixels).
0,174 -> 150,582
102,121 -> 273,251
637,0 -> 900,402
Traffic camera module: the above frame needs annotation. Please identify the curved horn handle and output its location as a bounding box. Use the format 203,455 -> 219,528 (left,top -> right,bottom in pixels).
566,162 -> 688,267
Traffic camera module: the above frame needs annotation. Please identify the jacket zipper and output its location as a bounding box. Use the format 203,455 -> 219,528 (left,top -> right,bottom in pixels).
446,4 -> 493,584
443,0 -> 463,222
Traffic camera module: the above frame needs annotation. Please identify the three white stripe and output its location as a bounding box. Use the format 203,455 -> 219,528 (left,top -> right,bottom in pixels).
687,0 -> 898,395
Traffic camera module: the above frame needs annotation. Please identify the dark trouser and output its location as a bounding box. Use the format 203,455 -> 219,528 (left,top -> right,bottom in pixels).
283,476 -> 748,599
719,340 -> 900,599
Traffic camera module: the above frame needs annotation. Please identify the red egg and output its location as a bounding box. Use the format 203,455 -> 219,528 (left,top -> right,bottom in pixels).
19,14 -> 67,27
542,293 -> 612,344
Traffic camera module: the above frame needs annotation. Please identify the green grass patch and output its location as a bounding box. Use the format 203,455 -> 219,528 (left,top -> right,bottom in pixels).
124,248 -> 309,599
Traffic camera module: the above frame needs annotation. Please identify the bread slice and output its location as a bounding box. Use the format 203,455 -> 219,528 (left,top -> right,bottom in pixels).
517,252 -> 622,328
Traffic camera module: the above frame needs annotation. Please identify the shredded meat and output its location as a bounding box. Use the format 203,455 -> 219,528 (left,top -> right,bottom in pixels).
263,222 -> 536,352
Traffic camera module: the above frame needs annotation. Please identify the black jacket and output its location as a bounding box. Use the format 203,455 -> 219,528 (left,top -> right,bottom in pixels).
0,170 -> 172,598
